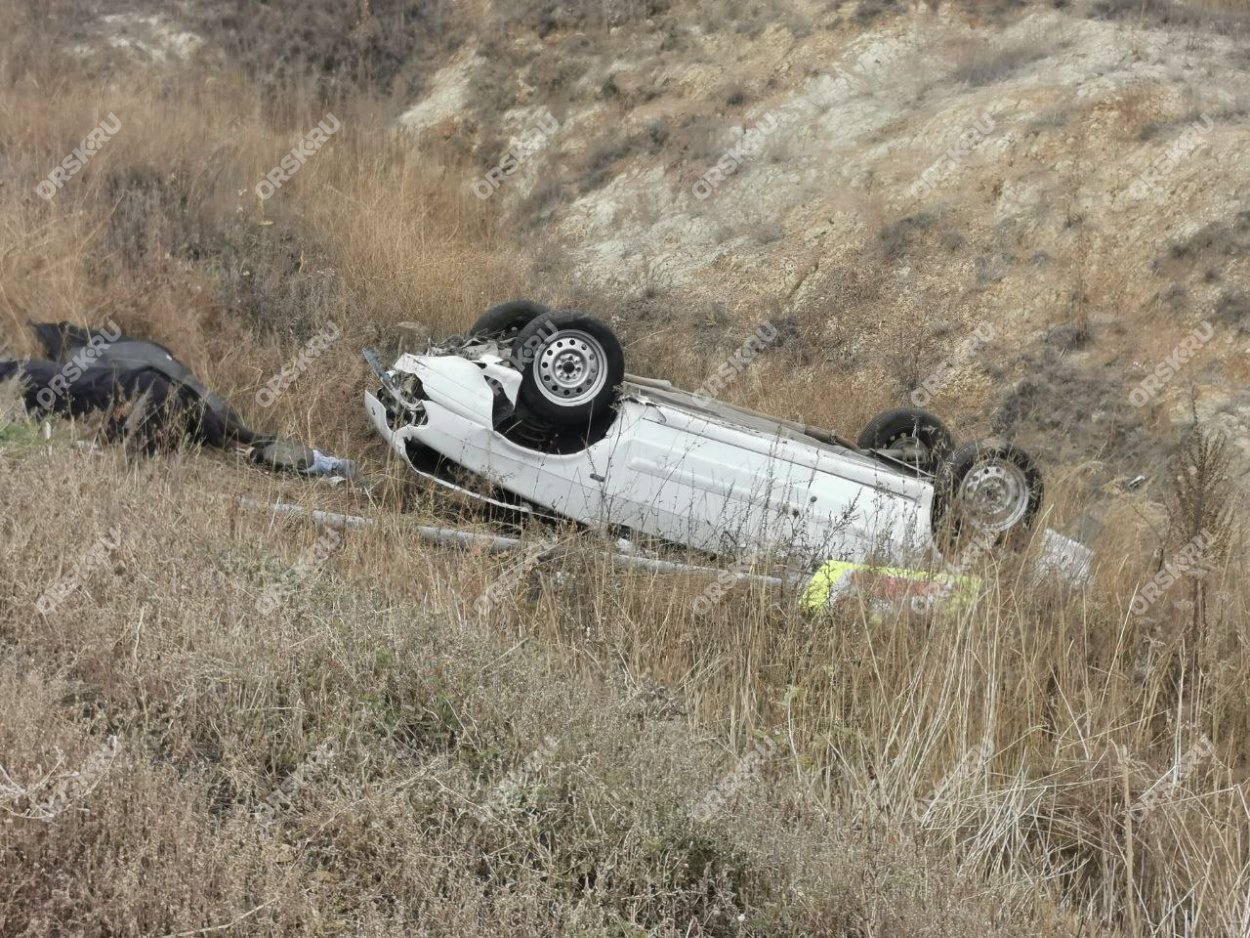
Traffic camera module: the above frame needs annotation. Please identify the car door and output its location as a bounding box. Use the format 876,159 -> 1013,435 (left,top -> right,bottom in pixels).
600,401 -> 818,557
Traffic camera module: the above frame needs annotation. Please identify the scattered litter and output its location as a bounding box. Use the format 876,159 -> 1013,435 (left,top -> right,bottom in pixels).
301,449 -> 361,481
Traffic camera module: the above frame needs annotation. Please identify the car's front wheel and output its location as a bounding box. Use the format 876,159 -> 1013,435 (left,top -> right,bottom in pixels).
511,311 -> 625,424
469,299 -> 550,340
933,439 -> 1043,548
858,407 -> 954,473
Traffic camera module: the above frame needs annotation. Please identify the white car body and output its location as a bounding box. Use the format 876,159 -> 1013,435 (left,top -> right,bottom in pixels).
366,342 -> 971,570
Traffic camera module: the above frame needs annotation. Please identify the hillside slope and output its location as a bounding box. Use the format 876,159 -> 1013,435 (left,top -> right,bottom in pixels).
404,0 -> 1250,491
3,1 -> 1250,935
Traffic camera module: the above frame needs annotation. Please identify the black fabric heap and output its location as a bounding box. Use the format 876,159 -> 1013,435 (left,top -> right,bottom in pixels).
29,321 -> 264,446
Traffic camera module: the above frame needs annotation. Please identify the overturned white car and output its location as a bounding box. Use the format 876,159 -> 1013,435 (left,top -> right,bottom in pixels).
365,301 -> 1089,594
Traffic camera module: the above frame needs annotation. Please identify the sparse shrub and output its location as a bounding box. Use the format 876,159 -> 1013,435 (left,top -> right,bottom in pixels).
1161,283 -> 1190,311
86,162 -> 349,342
879,212 -> 936,261
1089,0 -> 1168,19
882,299 -> 941,396
974,251 -> 1011,286
580,134 -> 636,193
490,0 -> 671,37
1029,106 -> 1071,131
952,0 -> 1034,19
1214,289 -> 1250,330
532,54 -> 593,97
1163,423 -> 1236,660
645,117 -> 672,149
765,314 -> 806,355
195,0 -> 467,100
940,228 -> 968,251
855,0 -> 906,24
755,222 -> 785,245
1089,0 -> 1250,33
1044,321 -> 1092,351
992,351 -> 1152,471
1153,211 -> 1250,284
951,38 -> 1051,86
671,112 -> 726,165
518,176 -> 568,229
575,124 -> 670,194
210,222 -> 352,342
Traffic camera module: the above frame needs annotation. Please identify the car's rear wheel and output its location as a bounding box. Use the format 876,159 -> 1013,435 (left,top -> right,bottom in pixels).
933,439 -> 1043,547
511,311 -> 625,424
469,300 -> 550,340
858,408 -> 954,472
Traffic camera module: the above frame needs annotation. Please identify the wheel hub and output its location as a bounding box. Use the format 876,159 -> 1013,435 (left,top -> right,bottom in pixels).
536,330 -> 607,406
956,459 -> 1030,533
889,433 -> 929,465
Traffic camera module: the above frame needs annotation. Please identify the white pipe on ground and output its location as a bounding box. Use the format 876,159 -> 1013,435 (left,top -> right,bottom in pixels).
234,498 -> 805,588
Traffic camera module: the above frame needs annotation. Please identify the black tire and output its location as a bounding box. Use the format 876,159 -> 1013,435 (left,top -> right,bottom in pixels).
933,438 -> 1044,548
511,311 -> 625,425
857,408 -> 954,472
468,300 -> 550,340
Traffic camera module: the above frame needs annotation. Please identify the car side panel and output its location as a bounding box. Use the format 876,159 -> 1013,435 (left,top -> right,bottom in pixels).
602,403 -> 934,563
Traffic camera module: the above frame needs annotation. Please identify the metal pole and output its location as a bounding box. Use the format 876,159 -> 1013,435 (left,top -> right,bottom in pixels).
234,498 -> 805,588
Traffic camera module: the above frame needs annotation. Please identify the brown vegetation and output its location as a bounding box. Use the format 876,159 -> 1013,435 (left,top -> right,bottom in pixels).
2,1 -> 1249,935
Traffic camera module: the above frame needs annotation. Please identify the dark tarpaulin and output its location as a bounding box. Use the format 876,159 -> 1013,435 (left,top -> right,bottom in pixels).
6,323 -> 358,478
29,320 -> 262,445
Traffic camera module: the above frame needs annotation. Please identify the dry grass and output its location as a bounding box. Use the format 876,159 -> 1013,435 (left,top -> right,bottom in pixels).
950,36 -> 1052,87
1090,0 -> 1250,31
2,3 -> 1250,936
